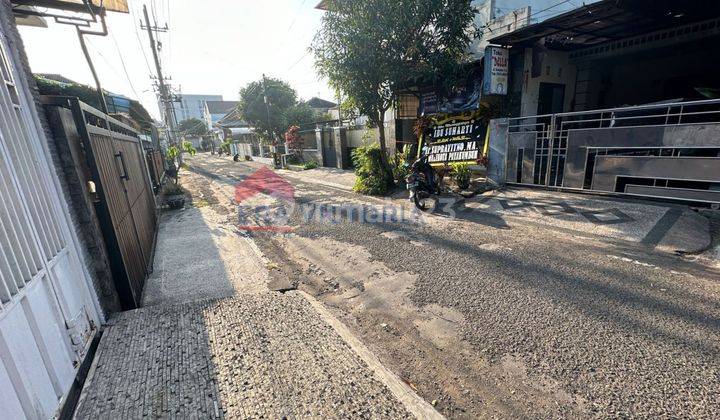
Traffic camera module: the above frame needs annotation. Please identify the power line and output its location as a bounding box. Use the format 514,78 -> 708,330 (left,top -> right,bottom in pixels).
287,49 -> 310,71
130,4 -> 153,76
110,30 -> 141,99
528,0 -> 574,20
286,0 -> 308,33
165,0 -> 172,74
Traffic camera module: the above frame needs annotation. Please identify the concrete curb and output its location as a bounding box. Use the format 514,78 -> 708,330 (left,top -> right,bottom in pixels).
298,290 -> 445,420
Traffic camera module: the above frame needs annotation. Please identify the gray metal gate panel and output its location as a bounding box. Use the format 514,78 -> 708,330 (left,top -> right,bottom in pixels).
505,99 -> 720,203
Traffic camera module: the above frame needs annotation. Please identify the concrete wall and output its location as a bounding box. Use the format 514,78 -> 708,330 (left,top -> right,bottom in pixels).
346,127 -> 374,148
520,48 -> 577,116
471,5 -> 530,59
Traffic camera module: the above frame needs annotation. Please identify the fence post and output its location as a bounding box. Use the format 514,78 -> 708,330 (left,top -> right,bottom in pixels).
333,126 -> 347,169
487,118 -> 508,188
545,114 -> 557,187
314,128 -> 325,166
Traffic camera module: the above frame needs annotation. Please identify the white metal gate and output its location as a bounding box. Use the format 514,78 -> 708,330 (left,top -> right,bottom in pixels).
0,29 -> 101,419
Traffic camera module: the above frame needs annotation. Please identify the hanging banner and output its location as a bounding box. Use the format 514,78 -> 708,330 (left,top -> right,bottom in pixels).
483,46 -> 509,95
418,112 -> 488,167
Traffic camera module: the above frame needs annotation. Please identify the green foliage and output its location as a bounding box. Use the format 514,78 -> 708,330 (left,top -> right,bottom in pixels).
238,77 -> 298,143
34,75 -> 153,131
178,118 -> 209,137
389,146 -> 413,184
314,111 -> 334,122
167,145 -> 180,160
451,162 -> 471,189
220,140 -> 232,155
285,102 -> 316,127
182,140 -> 197,156
351,145 -> 392,196
302,161 -> 318,170
312,0 -> 476,127
338,97 -> 359,121
286,154 -> 302,165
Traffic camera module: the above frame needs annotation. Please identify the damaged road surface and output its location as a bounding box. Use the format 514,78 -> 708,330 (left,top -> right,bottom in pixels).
190,155 -> 719,418
119,154 -> 718,419
74,158 -> 439,419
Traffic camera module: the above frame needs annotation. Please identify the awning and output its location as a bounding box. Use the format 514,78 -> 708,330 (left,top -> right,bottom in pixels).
489,0 -> 720,51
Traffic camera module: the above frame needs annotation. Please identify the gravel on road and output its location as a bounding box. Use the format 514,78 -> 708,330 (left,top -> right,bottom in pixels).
187,155 -> 720,418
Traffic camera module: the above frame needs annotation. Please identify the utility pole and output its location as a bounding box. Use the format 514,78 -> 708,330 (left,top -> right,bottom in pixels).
262,73 -> 273,144
142,5 -> 181,162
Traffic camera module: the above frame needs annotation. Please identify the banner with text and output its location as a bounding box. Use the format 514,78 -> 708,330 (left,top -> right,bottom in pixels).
419,113 -> 488,167
483,46 -> 509,95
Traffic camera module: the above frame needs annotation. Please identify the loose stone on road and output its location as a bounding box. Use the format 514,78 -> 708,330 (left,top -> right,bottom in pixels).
74,158 -> 440,419
183,155 -> 719,419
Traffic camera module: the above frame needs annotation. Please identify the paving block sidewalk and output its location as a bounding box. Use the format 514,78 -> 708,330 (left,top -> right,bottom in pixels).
74,293 -> 412,419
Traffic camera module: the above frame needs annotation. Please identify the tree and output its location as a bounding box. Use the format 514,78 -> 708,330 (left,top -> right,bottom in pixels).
284,102 -> 316,128
312,0 -> 476,185
178,118 -> 209,137
238,77 -> 298,144
35,75 -> 154,132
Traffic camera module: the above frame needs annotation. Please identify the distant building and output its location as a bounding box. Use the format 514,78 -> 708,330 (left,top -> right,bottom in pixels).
204,100 -> 238,129
163,93 -> 222,123
306,96 -> 337,115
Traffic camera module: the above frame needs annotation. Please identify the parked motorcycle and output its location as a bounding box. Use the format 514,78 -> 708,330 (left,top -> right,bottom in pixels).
405,155 -> 440,211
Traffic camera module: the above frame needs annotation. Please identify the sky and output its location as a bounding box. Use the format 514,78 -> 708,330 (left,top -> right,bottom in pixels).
19,0 -> 334,120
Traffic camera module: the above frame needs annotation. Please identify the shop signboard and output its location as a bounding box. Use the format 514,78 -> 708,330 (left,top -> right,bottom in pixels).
418,112 -> 489,167
483,46 -> 509,95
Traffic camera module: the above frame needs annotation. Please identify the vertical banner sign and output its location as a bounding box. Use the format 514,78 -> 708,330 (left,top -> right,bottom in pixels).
419,113 -> 487,167
483,47 -> 509,95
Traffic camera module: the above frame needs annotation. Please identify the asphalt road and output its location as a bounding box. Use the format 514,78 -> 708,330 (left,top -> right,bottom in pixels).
187,155 -> 720,419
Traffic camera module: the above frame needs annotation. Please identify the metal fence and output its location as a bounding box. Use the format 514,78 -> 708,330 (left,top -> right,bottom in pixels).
146,149 -> 165,191
505,99 -> 720,203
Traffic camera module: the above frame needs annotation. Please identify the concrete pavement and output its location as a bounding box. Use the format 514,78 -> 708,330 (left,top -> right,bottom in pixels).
74,295 -> 415,419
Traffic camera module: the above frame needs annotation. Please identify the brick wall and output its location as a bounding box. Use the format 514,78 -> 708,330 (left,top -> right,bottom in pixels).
0,0 -> 122,316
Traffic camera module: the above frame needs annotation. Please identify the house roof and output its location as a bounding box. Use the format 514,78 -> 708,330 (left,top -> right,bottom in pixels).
489,0 -> 720,51
306,97 -> 337,109
206,100 -> 239,114
216,107 -> 248,128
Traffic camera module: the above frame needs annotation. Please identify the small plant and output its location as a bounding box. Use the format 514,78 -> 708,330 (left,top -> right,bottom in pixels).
167,145 -> 180,161
286,154 -> 302,165
181,140 -> 197,156
284,125 -> 304,161
352,145 -> 391,196
220,140 -> 232,155
303,161 -> 318,170
451,162 -> 471,190
162,182 -> 185,196
162,182 -> 186,209
389,146 -> 413,185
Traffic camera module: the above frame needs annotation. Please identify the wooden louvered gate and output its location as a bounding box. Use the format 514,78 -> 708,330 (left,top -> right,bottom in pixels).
43,97 -> 157,310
